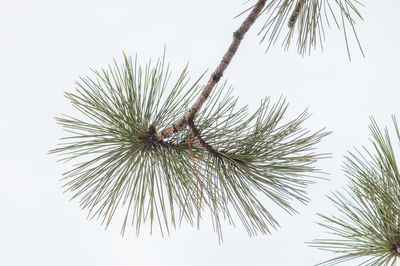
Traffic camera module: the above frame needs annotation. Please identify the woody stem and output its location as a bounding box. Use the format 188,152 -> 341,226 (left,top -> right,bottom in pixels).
154,0 -> 267,140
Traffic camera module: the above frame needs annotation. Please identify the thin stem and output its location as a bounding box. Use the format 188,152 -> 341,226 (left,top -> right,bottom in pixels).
188,117 -> 219,157
288,0 -> 305,28
155,0 -> 267,140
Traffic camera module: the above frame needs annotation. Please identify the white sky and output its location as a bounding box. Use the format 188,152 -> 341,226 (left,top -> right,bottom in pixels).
1,0 -> 399,265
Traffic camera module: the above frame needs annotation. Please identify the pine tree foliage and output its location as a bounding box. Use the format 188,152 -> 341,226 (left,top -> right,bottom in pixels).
242,0 -> 364,57
310,116 -> 400,265
50,0 -> 366,240
51,54 -> 329,239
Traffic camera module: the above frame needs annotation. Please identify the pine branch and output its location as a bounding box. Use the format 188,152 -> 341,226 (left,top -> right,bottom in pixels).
49,0 -> 360,239
310,116 -> 400,265
247,0 -> 365,57
50,55 -> 329,238
155,0 -> 267,140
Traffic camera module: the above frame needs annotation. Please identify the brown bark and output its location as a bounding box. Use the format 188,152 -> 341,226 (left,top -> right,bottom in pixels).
188,117 -> 219,157
154,0 -> 267,140
288,0 -> 305,28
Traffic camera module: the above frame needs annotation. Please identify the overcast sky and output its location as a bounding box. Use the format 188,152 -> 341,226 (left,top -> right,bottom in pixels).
1,1 -> 399,265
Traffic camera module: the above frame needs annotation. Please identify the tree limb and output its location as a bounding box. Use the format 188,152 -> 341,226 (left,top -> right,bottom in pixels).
155,0 -> 267,140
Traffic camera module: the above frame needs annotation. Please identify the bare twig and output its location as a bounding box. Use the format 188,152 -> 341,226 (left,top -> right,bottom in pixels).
155,0 -> 267,140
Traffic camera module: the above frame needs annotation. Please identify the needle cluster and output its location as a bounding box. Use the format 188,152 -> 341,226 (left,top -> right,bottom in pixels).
311,116 -> 400,265
51,54 -> 328,239
242,0 -> 364,58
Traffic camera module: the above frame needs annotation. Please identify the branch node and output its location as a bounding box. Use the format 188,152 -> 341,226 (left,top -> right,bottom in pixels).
233,30 -> 243,40
212,73 -> 222,82
391,242 -> 400,257
140,124 -> 164,148
148,124 -> 156,135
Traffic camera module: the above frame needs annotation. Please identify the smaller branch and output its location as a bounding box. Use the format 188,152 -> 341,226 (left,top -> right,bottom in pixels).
155,0 -> 267,140
188,117 -> 219,157
288,0 -> 305,28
